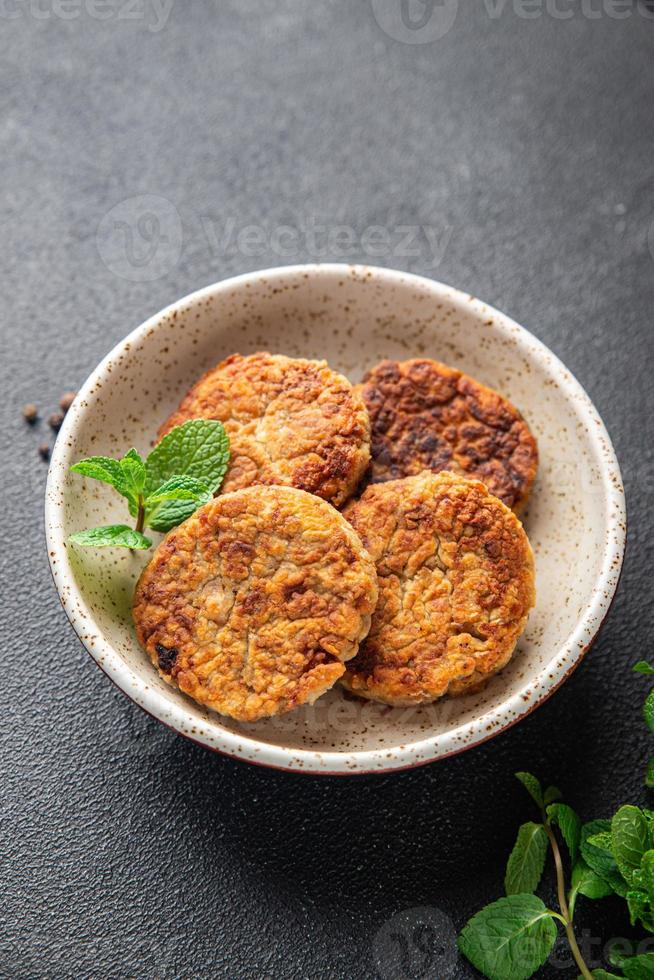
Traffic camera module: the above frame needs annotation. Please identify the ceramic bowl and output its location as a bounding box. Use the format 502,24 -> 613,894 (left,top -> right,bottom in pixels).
45,264 -> 626,774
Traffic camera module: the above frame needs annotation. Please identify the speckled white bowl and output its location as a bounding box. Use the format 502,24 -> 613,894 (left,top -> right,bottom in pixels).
45,264 -> 626,774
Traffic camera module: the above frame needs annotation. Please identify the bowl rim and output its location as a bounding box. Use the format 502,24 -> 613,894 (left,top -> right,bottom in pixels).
45,263 -> 626,775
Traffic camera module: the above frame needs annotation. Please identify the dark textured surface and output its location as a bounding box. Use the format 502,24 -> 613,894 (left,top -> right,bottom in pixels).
2,2 -> 653,978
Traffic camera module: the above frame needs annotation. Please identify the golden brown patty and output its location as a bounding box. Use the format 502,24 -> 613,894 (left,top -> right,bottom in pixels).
359,358 -> 538,511
341,471 -> 535,705
133,485 -> 378,722
159,352 -> 370,507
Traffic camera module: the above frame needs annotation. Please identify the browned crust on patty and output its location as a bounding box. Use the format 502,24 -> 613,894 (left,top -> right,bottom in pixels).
341,470 -> 535,705
133,485 -> 378,722
159,352 -> 371,507
359,358 -> 538,512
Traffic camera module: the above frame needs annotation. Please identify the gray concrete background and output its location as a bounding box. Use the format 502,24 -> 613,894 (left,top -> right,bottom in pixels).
2,2 -> 653,977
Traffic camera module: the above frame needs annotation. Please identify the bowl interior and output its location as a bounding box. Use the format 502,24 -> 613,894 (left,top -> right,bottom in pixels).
47,265 -> 624,772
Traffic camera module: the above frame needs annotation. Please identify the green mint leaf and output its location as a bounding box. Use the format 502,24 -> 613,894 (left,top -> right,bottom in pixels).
587,831 -> 614,851
145,476 -> 213,532
458,894 -> 557,980
505,822 -> 548,896
548,803 -> 582,864
145,419 -> 230,496
68,525 -> 152,549
71,452 -> 146,511
581,821 -> 629,897
634,662 -> 654,676
145,475 -> 212,506
71,456 -> 126,493
644,692 -> 654,733
622,953 -> 654,979
626,890 -> 654,931
119,448 -> 146,501
608,872 -> 630,898
608,943 -> 630,969
571,859 -> 614,900
515,772 -> 544,809
640,850 -> 654,905
544,786 -> 563,806
581,822 -> 614,879
612,807 -> 650,884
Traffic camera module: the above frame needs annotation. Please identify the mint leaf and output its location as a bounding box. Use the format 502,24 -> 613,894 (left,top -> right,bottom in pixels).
646,759 -> 654,790
69,525 -> 152,549
640,850 -> 654,904
544,786 -> 562,806
119,448 -> 146,501
571,859 -> 613,900
634,662 -> 654,676
613,807 -> 650,884
587,831 -> 614,851
581,820 -> 614,877
622,953 -> 654,979
458,894 -> 557,980
145,475 -> 211,506
548,803 -> 582,864
626,890 -> 654,931
515,772 -> 544,810
71,456 -> 126,493
644,692 -> 654,733
145,476 -> 213,532
71,451 -> 147,511
581,820 -> 628,897
609,943 -> 632,969
145,419 -> 230,495
505,822 -> 548,896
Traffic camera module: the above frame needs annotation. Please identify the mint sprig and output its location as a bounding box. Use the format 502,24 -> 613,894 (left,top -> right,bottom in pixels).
457,663 -> 654,980
459,774 -> 654,977
69,419 -> 230,549
459,773 -> 605,980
